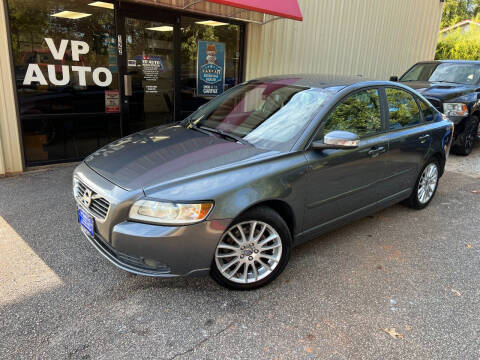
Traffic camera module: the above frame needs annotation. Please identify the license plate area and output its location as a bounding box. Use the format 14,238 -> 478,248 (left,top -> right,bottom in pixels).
78,207 -> 94,236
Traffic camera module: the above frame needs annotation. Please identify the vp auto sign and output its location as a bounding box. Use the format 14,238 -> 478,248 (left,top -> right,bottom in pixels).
23,38 -> 113,87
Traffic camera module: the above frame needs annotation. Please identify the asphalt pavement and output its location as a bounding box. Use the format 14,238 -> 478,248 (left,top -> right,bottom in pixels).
0,147 -> 479,360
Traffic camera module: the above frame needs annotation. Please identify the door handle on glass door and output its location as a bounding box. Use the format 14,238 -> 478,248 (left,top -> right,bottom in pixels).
124,75 -> 132,96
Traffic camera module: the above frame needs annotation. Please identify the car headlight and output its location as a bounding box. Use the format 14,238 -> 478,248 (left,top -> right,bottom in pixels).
129,200 -> 214,225
443,103 -> 468,117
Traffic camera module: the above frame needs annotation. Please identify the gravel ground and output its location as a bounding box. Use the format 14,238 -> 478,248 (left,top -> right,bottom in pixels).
0,147 -> 479,360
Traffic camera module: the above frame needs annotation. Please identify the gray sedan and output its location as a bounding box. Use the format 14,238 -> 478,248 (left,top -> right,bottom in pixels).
73,75 -> 453,289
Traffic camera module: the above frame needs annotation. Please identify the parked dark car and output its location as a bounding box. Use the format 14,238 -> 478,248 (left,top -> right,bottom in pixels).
73,75 -> 453,290
391,60 -> 480,155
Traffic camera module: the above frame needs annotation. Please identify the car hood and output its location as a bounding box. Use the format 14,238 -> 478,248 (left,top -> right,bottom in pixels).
84,124 -> 273,191
400,81 -> 477,101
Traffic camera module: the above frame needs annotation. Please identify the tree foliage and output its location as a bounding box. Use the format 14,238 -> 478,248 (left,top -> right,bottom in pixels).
436,0 -> 480,60
440,0 -> 480,29
323,90 -> 381,138
436,26 -> 480,60
385,89 -> 420,128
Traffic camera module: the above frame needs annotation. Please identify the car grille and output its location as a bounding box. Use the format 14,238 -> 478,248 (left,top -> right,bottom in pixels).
426,97 -> 442,113
75,180 -> 110,220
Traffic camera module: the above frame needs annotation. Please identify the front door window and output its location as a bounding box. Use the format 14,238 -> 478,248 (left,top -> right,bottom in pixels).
321,89 -> 382,138
385,88 -> 422,129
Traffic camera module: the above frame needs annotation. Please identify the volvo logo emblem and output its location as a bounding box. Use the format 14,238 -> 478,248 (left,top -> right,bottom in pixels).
81,189 -> 93,208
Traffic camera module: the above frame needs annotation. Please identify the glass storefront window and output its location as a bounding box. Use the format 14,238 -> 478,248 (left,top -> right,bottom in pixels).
6,1 -> 245,167
7,0 -> 119,165
180,16 -> 242,119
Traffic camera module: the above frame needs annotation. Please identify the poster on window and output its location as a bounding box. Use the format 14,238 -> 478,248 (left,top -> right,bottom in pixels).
140,55 -> 164,82
197,41 -> 225,97
105,90 -> 120,113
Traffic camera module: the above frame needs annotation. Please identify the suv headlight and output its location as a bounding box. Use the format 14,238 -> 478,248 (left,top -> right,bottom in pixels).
129,200 -> 214,225
443,103 -> 468,117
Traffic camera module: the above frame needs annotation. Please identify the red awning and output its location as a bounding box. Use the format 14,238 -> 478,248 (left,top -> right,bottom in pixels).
206,0 -> 303,21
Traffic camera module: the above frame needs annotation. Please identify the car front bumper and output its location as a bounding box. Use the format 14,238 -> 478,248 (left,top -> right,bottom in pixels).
80,218 -> 232,277
74,162 -> 232,278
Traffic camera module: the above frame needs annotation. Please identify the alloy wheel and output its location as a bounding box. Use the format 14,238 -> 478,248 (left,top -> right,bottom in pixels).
417,163 -> 438,204
214,221 -> 282,284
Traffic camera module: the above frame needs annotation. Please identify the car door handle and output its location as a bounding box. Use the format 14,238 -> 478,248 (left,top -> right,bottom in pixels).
367,146 -> 386,157
418,134 -> 430,143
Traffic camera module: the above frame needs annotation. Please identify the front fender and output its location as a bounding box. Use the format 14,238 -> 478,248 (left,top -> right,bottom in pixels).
144,152 -> 309,235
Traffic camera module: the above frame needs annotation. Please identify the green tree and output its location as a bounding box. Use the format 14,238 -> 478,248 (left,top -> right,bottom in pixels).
435,26 -> 480,60
441,0 -> 470,29
324,90 -> 381,138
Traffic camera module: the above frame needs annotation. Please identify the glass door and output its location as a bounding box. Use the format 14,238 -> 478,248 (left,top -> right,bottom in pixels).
123,16 -> 175,134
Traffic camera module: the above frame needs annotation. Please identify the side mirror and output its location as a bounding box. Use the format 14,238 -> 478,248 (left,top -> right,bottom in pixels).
389,76 -> 399,82
311,130 -> 360,150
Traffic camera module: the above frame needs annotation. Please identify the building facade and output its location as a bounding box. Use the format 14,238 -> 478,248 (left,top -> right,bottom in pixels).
0,0 -> 443,175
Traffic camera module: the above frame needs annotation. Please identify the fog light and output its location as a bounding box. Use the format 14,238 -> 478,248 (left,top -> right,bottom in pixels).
143,258 -> 158,268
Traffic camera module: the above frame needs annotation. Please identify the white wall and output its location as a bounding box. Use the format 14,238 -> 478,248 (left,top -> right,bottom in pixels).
0,0 -> 23,175
245,0 -> 443,80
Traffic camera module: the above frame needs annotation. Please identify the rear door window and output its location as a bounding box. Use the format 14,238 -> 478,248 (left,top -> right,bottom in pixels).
386,88 -> 422,129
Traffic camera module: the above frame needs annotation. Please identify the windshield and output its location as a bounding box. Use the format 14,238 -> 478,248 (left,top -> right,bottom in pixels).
401,62 -> 480,85
183,82 -> 333,151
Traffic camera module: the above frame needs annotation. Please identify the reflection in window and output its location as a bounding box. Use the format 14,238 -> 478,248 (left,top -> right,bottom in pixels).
419,100 -> 435,122
386,88 -> 421,129
7,0 -> 120,165
188,82 -> 331,150
322,89 -> 381,138
244,89 -> 330,146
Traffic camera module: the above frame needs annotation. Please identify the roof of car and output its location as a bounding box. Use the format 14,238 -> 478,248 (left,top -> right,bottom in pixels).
249,74 -> 377,90
415,60 -> 480,65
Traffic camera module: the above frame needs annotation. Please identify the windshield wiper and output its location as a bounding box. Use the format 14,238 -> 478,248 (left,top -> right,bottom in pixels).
198,125 -> 252,146
431,80 -> 458,84
185,120 -> 214,137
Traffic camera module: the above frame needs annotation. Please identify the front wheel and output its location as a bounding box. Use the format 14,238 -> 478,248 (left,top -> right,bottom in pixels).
210,207 -> 291,290
452,116 -> 478,156
404,158 -> 440,210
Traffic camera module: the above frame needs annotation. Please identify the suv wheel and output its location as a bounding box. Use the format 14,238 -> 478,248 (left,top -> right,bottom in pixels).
452,116 -> 478,156
476,116 -> 480,141
404,158 -> 439,210
211,207 -> 291,290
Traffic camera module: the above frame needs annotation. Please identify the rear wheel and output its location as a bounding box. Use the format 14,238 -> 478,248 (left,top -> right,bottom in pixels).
452,116 -> 478,156
210,207 -> 291,290
404,158 -> 439,210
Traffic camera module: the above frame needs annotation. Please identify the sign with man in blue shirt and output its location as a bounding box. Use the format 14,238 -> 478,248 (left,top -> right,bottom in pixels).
197,40 -> 225,97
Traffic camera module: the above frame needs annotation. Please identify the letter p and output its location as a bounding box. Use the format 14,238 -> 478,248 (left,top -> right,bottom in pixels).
71,40 -> 89,61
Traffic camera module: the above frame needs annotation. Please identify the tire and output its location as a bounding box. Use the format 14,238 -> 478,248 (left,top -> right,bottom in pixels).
476,116 -> 480,141
404,158 -> 440,210
452,116 -> 478,156
210,206 -> 292,290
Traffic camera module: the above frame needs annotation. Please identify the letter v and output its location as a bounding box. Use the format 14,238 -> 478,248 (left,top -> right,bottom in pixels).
45,38 -> 68,61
